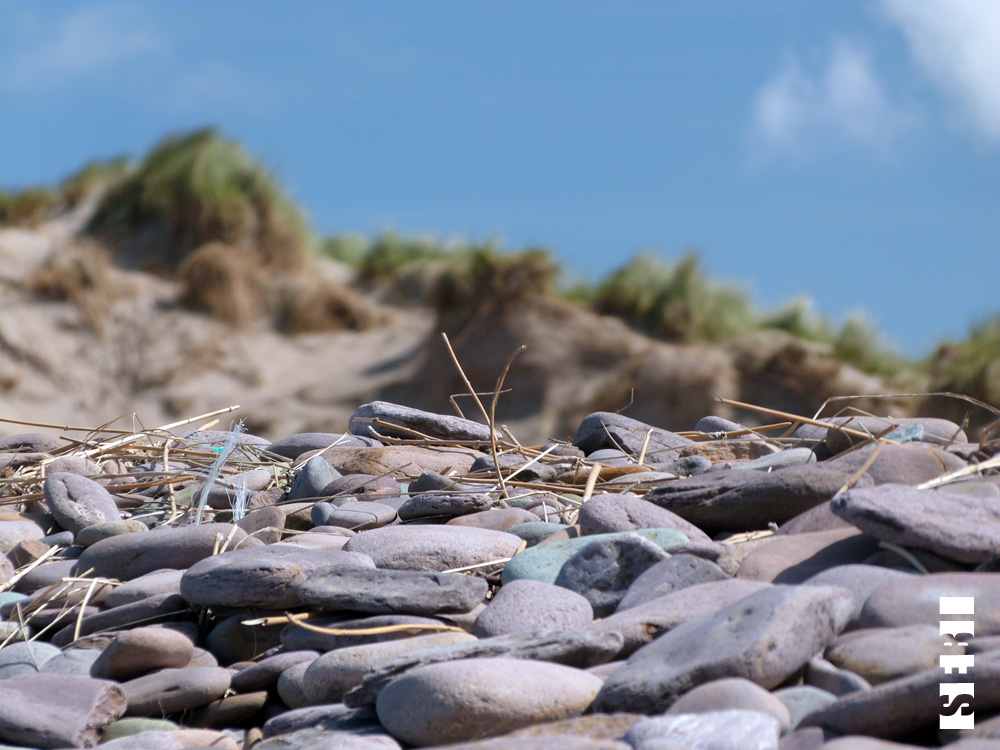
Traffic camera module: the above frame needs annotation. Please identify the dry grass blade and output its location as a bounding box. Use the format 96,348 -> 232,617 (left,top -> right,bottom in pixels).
489,345 -> 527,500
717,397 -> 890,443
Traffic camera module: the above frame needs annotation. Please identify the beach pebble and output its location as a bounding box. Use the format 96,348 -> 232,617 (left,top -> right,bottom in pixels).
375,657 -> 604,746
617,554 -> 729,610
475,579 -> 594,637
121,666 -> 231,717
554,532 -> 670,616
578,492 -> 712,542
297,566 -> 488,616
43,472 -> 120,534
343,524 -> 524,572
180,545 -> 374,609
73,523 -> 248,580
89,626 -> 194,681
624,709 -> 780,750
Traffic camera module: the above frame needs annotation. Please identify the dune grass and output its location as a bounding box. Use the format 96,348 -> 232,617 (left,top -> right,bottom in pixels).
0,187 -> 60,228
590,252 -> 757,343
928,316 -> 1000,411
87,128 -> 311,271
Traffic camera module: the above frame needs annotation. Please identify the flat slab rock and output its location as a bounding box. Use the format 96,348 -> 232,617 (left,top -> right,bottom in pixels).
642,464 -> 870,534
859,572 -> 1000,634
297,566 -> 488,615
180,545 -> 375,609
350,401 -> 496,443
832,483 -> 1000,564
593,584 -> 854,713
73,523 -> 248,581
346,629 -> 624,707
0,672 -> 126,749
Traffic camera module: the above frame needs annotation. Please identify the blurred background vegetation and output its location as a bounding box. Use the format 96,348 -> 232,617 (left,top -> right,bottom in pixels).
2,127 -> 997,418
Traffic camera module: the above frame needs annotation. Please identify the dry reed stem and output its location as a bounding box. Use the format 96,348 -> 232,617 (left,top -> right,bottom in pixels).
717,397 -> 892,443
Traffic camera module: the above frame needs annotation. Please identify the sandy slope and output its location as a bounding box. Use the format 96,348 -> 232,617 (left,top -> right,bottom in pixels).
0,219 -> 898,444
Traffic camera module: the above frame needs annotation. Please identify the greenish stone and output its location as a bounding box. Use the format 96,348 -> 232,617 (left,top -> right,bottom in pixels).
506,521 -> 567,547
502,528 -> 688,585
101,718 -> 179,742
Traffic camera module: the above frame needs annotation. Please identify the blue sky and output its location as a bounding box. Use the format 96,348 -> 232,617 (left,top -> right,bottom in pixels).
1,1 -> 997,357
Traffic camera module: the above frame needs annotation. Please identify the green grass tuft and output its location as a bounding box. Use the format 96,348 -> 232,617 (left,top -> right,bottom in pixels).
590,251 -> 757,343
0,187 -> 59,228
927,316 -> 1000,410
87,127 -> 310,271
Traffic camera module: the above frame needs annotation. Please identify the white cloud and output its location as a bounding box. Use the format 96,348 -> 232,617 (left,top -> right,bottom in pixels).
880,0 -> 1000,142
3,3 -> 164,90
749,40 -> 911,162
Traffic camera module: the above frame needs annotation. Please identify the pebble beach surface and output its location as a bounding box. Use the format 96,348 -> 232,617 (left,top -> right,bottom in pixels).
0,401 -> 998,749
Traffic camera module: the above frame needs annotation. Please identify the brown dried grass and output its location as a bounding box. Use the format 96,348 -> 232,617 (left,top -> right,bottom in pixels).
23,243 -> 119,331
177,242 -> 266,327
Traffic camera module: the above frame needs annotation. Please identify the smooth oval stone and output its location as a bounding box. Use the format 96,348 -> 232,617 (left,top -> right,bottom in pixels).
14,557 -> 74,593
593,585 -> 854,713
507,522 -> 569,547
204,468 -> 274,510
75,520 -> 148,548
90,626 -> 195,681
100,729 -> 239,750
298,566 -> 487,616
859,573 -> 1000,633
180,545 -> 375,609
303,630 -> 476,705
51,592 -> 190,648
43,472 -> 120,535
773,685 -> 837,731
625,709 -> 780,750
397,492 -> 493,521
46,456 -> 104,476
122,666 -> 231,717
664,677 -> 792,731
187,690 -> 269,729
447,508 -> 540,531
554,533 -> 670,617
100,717 -> 179,743
0,673 -> 126,749
475,579 -> 593,637
322,474 -> 401,499
578,492 -> 712,542
103,569 -> 185,608
276,661 -> 312,709
503,529 -> 688,586
0,432 -> 63,454
775,502 -> 854,535
824,625 -> 964,685
203,611 -> 284,665
343,525 -> 524,572
590,579 -> 773,657
376,657 -> 604,746
269,432 -> 376,460
320,444 -> 486,479
0,520 -> 45,551
350,401 -> 496,443
573,412 -> 692,460
260,703 -> 383,740
39,647 -> 102,677
236,505 -> 286,545
312,501 -> 397,531
803,656 -> 872,696
280,614 -> 450,653
231,651 -> 319,692
617,554 -> 730,611
288,455 -> 343,501
801,564 -> 913,627
736,528 -> 882,584
0,641 -> 61,679
74,523 -> 247,580
833,483 -> 1000,564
